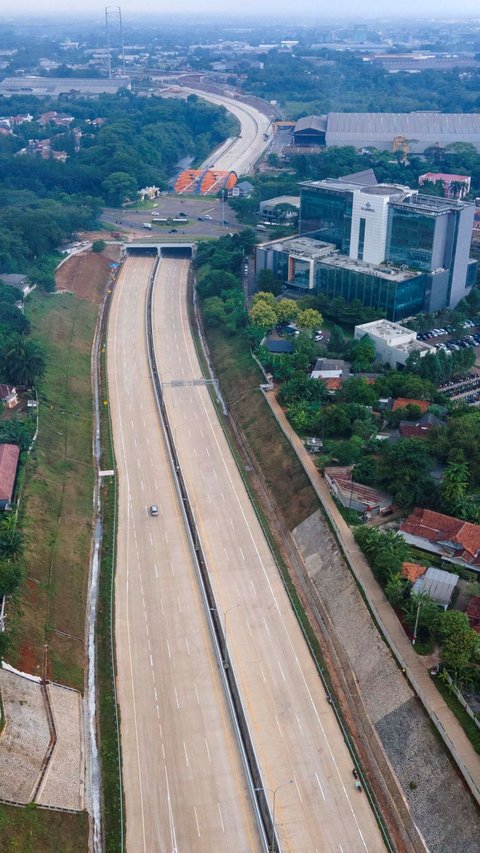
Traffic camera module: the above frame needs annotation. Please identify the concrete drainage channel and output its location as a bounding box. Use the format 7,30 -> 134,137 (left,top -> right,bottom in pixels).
145,258 -> 272,853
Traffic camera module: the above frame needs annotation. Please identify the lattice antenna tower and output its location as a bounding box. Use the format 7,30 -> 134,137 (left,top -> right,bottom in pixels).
105,5 -> 126,79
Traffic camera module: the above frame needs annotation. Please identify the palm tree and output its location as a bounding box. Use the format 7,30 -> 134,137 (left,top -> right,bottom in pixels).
0,528 -> 24,561
1,336 -> 45,387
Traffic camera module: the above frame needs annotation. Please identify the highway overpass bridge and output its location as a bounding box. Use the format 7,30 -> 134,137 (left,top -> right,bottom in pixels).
123,240 -> 196,258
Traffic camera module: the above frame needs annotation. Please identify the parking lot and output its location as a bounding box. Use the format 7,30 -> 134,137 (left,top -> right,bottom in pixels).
439,372 -> 480,405
417,319 -> 480,355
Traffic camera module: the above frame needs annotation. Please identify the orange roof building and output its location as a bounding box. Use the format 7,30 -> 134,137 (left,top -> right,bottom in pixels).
400,507 -> 480,568
174,168 -> 237,195
392,398 -> 430,413
401,562 -> 427,583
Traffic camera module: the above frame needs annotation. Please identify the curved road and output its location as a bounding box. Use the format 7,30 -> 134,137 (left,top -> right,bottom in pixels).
108,256 -> 260,852
151,257 -> 385,852
178,87 -> 272,175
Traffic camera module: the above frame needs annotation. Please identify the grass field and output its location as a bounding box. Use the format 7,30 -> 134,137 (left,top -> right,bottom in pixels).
0,804 -> 88,853
9,291 -> 98,689
205,327 -> 319,530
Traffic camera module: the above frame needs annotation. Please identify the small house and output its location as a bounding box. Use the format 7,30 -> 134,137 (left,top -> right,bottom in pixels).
0,443 -> 19,510
411,566 -> 459,610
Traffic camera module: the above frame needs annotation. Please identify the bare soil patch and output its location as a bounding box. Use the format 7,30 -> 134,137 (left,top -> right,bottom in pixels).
55,252 -> 112,304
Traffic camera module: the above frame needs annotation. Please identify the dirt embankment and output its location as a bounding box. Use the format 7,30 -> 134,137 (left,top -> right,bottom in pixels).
55,247 -> 121,304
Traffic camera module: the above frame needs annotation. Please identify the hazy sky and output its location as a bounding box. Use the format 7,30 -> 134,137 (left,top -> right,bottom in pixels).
4,1 -> 480,19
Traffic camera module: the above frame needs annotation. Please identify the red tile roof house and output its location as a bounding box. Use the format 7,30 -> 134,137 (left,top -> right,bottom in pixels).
324,466 -> 393,517
0,443 -> 20,510
400,508 -> 480,572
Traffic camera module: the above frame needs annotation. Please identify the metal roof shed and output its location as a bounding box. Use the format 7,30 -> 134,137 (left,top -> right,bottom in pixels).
412,566 -> 459,610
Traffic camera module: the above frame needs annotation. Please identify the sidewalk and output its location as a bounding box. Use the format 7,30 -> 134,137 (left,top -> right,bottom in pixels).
263,388 -> 480,808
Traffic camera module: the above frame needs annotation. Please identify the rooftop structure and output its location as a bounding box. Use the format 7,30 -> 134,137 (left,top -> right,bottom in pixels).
0,444 -> 19,509
325,112 -> 480,153
400,508 -> 480,571
419,173 -> 471,200
354,319 -> 435,368
412,566 -> 459,610
174,168 -> 237,195
300,173 -> 476,318
401,562 -> 427,583
0,77 -> 130,98
324,466 -> 393,516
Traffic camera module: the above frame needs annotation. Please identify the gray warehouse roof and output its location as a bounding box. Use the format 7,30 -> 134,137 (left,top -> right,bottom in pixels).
412,566 -> 459,609
0,77 -> 130,97
294,114 -> 328,134
325,112 -> 480,152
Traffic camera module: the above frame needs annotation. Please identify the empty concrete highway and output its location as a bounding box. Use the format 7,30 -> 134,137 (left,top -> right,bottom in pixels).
151,257 -> 385,852
108,256 -> 260,852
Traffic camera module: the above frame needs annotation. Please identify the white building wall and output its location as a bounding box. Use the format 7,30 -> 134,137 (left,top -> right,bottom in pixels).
350,191 -> 392,264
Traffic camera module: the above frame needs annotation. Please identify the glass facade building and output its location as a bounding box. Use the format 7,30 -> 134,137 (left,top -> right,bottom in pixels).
315,262 -> 427,321
386,207 -> 437,270
300,186 -> 352,253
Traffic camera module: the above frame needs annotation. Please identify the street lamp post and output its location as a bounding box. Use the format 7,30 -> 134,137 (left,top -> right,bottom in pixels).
255,780 -> 293,852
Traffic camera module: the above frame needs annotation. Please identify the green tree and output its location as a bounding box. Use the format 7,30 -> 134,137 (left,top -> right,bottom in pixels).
441,628 -> 478,672
327,324 -> 346,354
256,269 -> 282,296
440,461 -> 470,516
377,439 -> 434,508
0,560 -> 23,596
92,239 -> 106,253
202,296 -> 227,328
276,299 -> 299,324
1,336 -> 45,386
0,528 -> 24,561
297,308 -> 323,331
339,378 -> 377,406
249,300 -> 277,331
101,171 -> 138,205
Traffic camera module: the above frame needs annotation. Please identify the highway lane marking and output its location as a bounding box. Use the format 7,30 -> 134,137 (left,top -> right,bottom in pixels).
185,637 -> 190,656
213,468 -> 217,479
166,640 -> 172,660
239,546 -> 245,560
229,517 -> 235,529
250,579 -> 257,595
259,663 -> 267,684
223,546 -> 229,562
150,654 -> 154,668
174,687 -> 180,709
217,802 -> 225,833
160,598 -> 164,615
234,582 -> 241,597
275,714 -> 284,738
293,774 -> 303,803
315,772 -> 326,801
154,563 -> 159,579
194,682 -> 200,705
205,447 -> 210,457
246,618 -> 253,639
164,765 -> 178,852
216,519 -> 220,530
180,364 -> 371,851
183,741 -> 189,768
193,805 -> 201,837
263,617 -> 271,637
193,448 -> 197,457
170,560 -> 175,576
207,493 -> 212,503
295,712 -> 304,735
205,738 -> 211,763
278,661 -> 286,681
164,530 -> 169,543
220,490 -> 225,502
112,375 -> 148,852
149,532 -> 153,545
177,596 -> 182,613
140,480 -> 144,492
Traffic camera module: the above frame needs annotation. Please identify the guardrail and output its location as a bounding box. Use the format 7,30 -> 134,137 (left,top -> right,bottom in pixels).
145,261 -> 273,852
